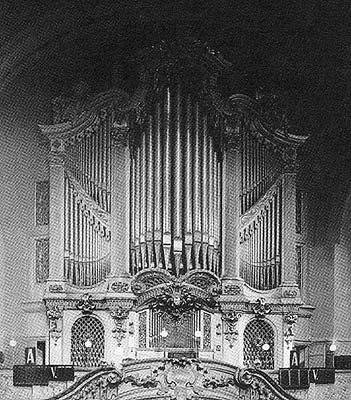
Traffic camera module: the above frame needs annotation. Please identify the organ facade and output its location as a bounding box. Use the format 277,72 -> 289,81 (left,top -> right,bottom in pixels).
38,40 -> 308,373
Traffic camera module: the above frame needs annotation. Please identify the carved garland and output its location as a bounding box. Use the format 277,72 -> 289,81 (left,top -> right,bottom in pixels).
65,170 -> 111,229
221,311 -> 242,348
240,175 -> 282,228
46,305 -> 63,345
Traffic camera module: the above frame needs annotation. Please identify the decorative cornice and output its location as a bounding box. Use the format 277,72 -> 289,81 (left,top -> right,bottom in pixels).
39,88 -> 130,141
224,94 -> 308,155
44,296 -> 136,313
219,298 -> 302,317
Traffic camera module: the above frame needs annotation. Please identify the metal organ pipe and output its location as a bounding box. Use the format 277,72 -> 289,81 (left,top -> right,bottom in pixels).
63,110 -> 111,287
154,102 -> 162,269
175,84 -> 182,239
129,86 -> 222,276
193,101 -> 202,269
202,116 -> 209,269
163,87 -> 172,270
185,95 -> 193,271
146,114 -> 154,269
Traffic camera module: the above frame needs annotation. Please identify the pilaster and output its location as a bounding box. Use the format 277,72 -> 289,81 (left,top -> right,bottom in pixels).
47,138 -> 66,288
223,146 -> 241,280
281,171 -> 298,289
109,138 -> 130,281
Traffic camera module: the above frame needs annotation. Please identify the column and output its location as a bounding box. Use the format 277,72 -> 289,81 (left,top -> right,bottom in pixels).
48,139 -> 66,285
223,146 -> 241,279
281,171 -> 298,286
110,139 -> 130,279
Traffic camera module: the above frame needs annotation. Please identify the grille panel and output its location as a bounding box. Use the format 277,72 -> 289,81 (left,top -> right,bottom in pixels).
71,316 -> 105,367
244,319 -> 274,370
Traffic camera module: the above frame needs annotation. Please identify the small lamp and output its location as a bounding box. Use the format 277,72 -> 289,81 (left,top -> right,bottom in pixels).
262,343 -> 270,351
195,330 -> 202,339
84,339 -> 93,349
160,328 -> 168,339
329,344 -> 337,352
160,329 -> 168,358
195,330 -> 202,358
9,340 -> 17,366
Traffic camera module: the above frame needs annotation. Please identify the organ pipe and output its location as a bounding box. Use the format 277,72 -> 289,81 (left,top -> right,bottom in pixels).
239,180 -> 283,290
63,109 -> 112,287
129,85 -> 222,276
62,76 -> 293,288
240,129 -> 284,214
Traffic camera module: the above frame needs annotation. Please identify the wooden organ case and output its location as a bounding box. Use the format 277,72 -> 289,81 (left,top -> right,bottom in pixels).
40,40 -> 308,368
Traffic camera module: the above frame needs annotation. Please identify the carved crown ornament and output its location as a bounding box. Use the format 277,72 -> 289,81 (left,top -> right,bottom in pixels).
131,270 -> 221,319
39,40 -> 307,162
251,298 -> 272,318
76,293 -> 97,314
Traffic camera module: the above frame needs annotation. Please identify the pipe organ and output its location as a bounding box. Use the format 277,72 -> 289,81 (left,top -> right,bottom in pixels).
39,41 -> 310,373
63,114 -> 112,286
241,126 -> 284,214
238,122 -> 287,290
129,83 -> 222,278
239,179 -> 283,290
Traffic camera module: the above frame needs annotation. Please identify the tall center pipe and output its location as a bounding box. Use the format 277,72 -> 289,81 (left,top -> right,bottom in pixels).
130,84 -> 222,276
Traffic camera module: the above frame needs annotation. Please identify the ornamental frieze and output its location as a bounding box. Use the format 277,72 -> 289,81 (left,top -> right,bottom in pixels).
44,297 -> 136,313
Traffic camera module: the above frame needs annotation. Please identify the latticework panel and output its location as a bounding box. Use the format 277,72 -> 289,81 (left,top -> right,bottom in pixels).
71,316 -> 105,367
243,319 -> 274,370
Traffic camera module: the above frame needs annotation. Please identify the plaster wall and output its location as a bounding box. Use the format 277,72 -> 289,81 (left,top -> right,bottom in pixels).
307,244 -> 335,341
0,70 -> 51,368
